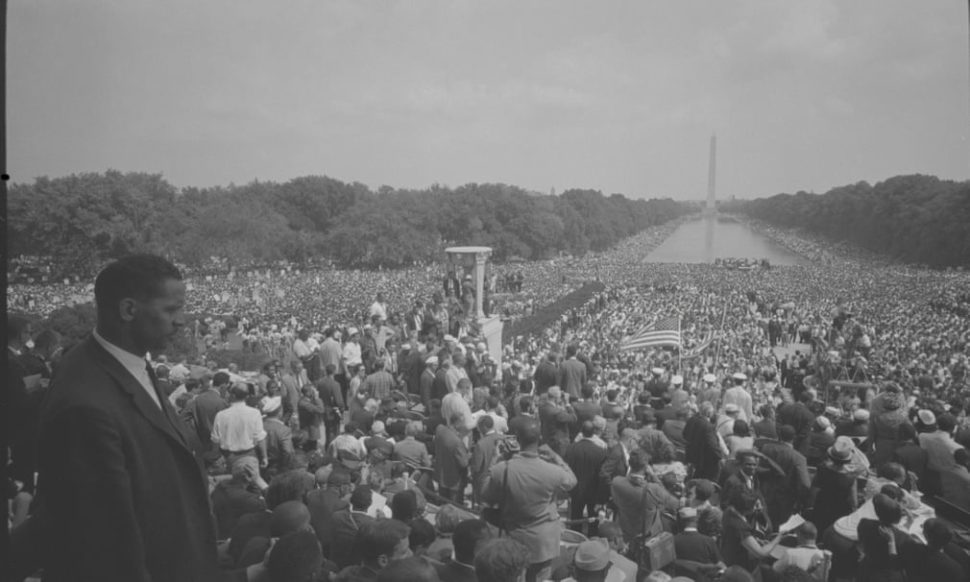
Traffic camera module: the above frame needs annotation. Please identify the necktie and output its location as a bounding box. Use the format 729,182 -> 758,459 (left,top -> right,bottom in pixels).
147,362 -> 188,444
145,362 -> 165,410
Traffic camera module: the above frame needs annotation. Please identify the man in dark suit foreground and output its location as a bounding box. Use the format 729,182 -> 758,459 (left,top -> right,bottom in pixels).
33,255 -> 224,581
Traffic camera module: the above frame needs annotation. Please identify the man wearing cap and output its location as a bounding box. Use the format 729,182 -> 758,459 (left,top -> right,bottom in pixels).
261,396 -> 294,476
212,383 -> 268,468
835,408 -> 870,440
716,403 -> 742,439
560,539 -> 623,582
673,506 -> 724,579
698,374 -> 721,409
919,412 -> 965,495
596,522 -> 638,582
420,354 -> 438,409
722,373 -> 753,423
559,344 -> 588,400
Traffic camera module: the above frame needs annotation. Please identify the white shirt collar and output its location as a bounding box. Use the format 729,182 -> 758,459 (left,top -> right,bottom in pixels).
93,329 -> 161,409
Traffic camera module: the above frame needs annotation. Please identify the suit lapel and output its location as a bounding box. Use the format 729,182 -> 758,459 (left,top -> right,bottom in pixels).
85,339 -> 191,450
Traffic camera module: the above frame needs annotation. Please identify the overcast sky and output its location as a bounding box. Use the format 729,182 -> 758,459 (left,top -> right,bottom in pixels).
9,0 -> 970,200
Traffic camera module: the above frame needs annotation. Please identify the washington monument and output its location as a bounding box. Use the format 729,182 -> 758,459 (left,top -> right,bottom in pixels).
704,134 -> 717,216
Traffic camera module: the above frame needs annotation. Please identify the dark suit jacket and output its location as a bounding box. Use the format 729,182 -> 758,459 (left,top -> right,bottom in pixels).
533,360 -> 559,394
599,444 -> 629,503
330,509 -> 376,569
565,439 -> 608,503
684,415 -> 722,480
538,399 -> 576,453
211,480 -> 267,540
558,359 -> 587,399
306,488 -> 350,552
434,424 -> 470,489
35,337 -> 221,582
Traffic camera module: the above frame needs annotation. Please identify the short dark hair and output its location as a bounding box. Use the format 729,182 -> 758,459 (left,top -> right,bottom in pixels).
454,519 -> 493,564
212,371 -> 231,387
350,484 -> 373,510
94,254 -> 182,316
923,518 -> 953,550
873,493 -> 902,525
390,490 -> 418,522
513,416 -> 541,448
580,420 -> 596,438
407,518 -> 436,552
475,538 -> 531,582
732,420 -> 751,437
938,414 -> 957,433
628,448 -> 650,473
357,519 -> 410,564
266,530 -> 323,582
778,424 -> 796,443
581,385 -> 594,399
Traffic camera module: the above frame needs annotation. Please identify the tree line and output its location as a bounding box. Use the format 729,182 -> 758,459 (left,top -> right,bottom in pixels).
730,174 -> 970,268
8,170 -> 690,276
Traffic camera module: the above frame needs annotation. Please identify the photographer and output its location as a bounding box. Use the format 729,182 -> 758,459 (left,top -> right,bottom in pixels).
482,416 -> 577,582
470,415 -> 504,507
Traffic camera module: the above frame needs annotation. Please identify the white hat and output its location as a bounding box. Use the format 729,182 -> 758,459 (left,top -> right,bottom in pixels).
825,406 -> 841,417
363,323 -> 373,331
651,367 -> 664,375
724,403 -> 740,414
853,409 -> 870,421
815,416 -> 832,430
476,342 -> 487,352
732,372 -> 747,381
347,327 -> 360,336
671,375 -> 684,386
401,343 -> 411,350
425,355 -> 439,366
917,409 -> 937,426
444,334 -> 457,343
261,396 -> 282,415
703,373 -> 717,383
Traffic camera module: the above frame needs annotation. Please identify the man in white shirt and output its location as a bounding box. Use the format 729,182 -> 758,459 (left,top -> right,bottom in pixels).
212,383 -> 268,468
369,292 -> 388,322
342,328 -> 363,374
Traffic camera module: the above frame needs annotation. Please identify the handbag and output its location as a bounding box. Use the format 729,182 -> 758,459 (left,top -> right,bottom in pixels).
631,483 -> 675,572
482,459 -> 510,532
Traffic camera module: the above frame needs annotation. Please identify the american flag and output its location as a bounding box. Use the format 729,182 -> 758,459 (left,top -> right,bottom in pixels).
619,316 -> 681,352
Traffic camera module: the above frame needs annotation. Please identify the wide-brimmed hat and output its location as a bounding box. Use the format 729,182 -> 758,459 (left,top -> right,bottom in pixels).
573,539 -> 611,572
828,436 -> 854,463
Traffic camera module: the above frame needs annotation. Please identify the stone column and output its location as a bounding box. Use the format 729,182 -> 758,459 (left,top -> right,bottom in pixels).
473,250 -> 488,319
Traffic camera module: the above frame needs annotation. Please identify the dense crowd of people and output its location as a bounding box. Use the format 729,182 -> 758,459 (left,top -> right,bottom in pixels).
7,218 -> 970,582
